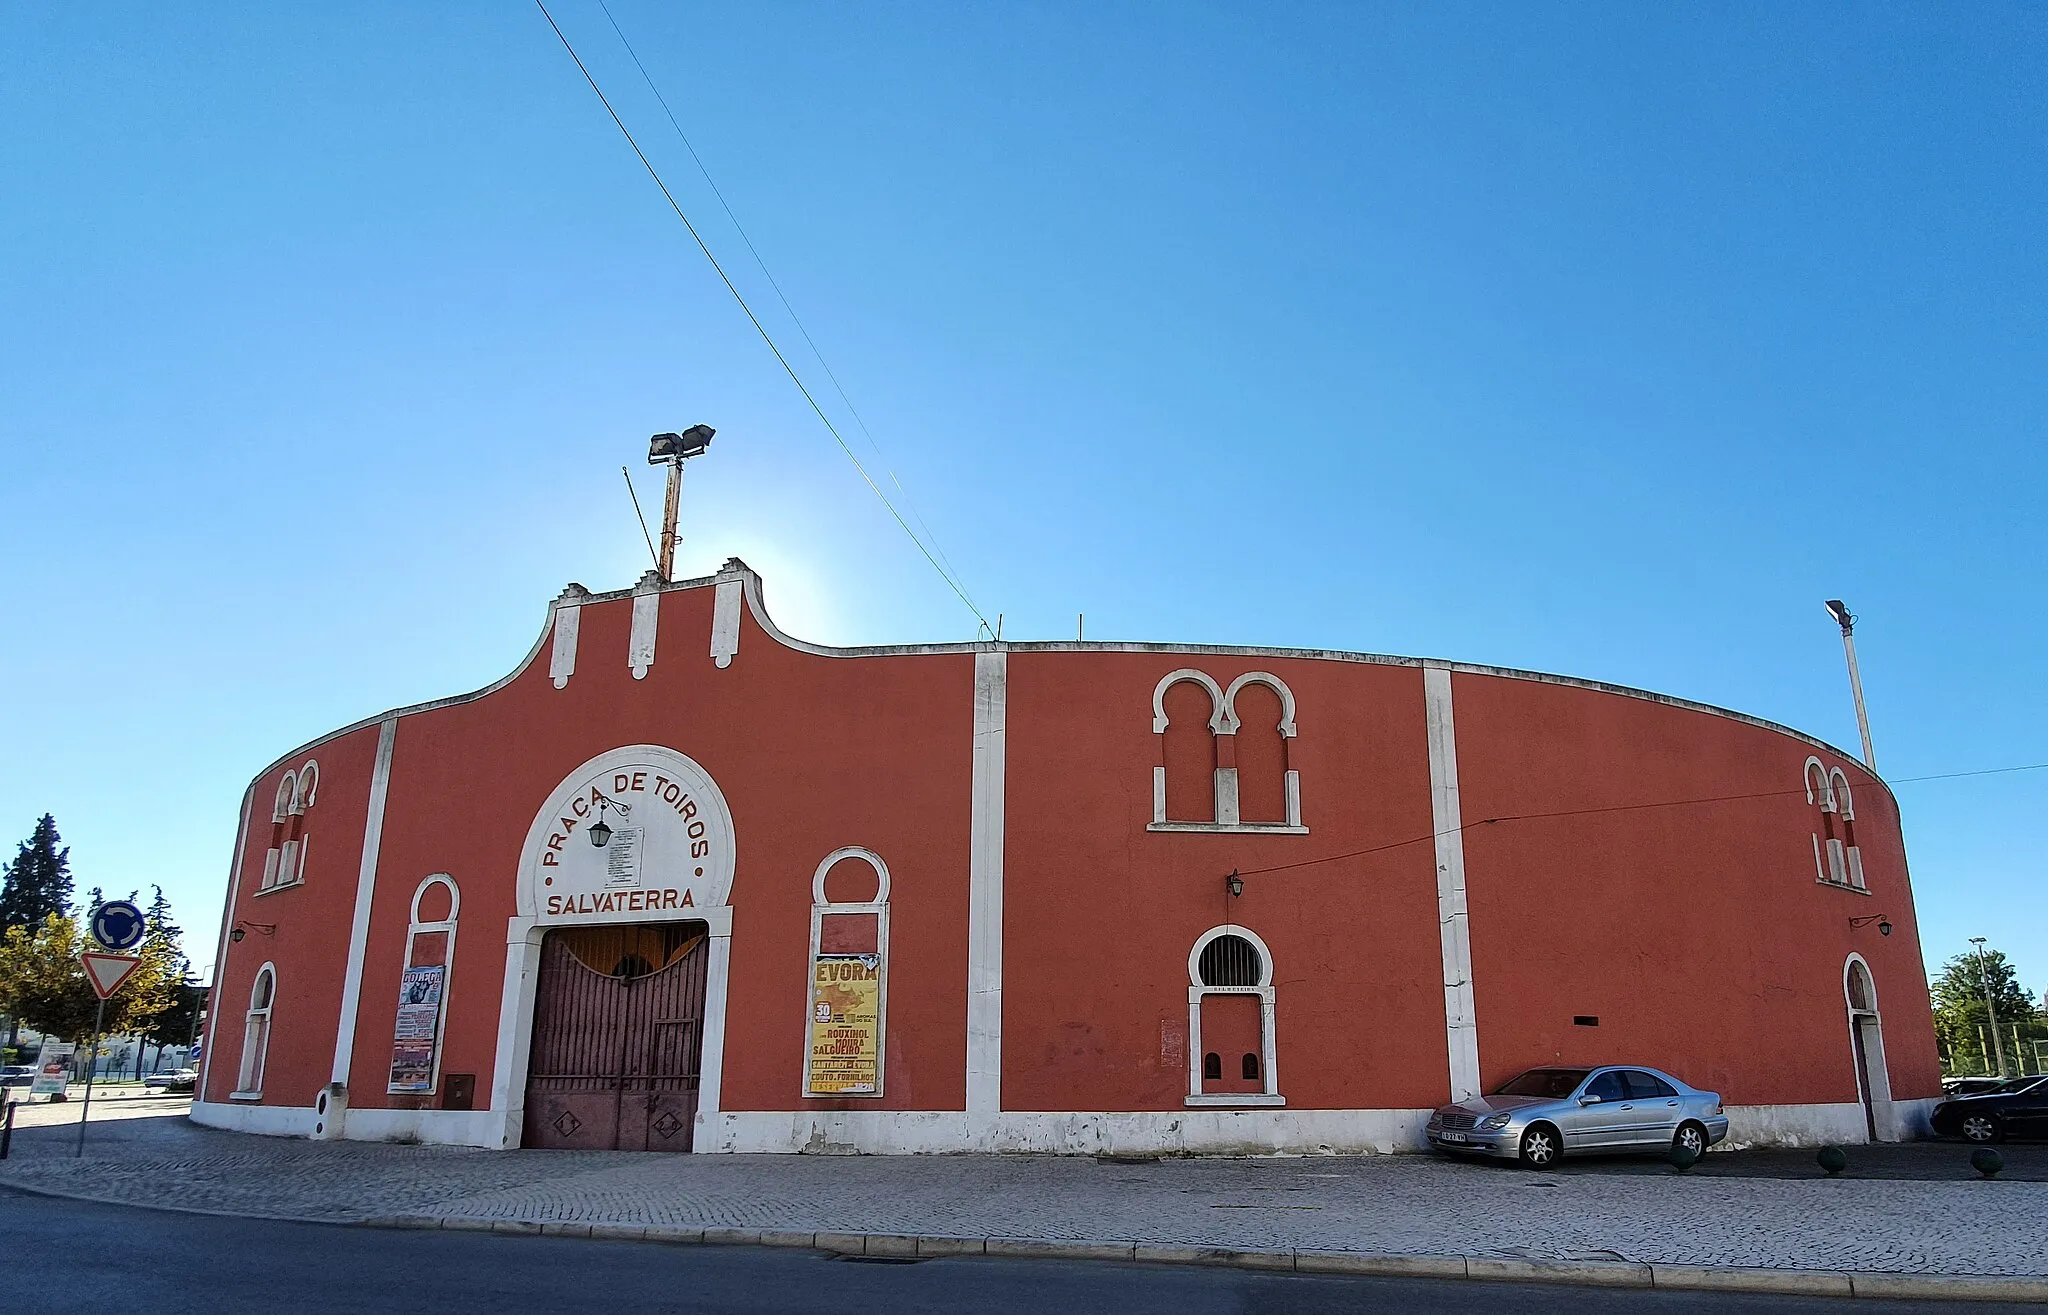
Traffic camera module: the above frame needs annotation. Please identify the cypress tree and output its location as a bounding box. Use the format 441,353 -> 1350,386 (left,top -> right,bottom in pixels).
0,815 -> 74,936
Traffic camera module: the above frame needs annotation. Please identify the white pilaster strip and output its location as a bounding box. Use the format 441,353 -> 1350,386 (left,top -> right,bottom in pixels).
331,718 -> 398,1087
549,595 -> 583,689
966,649 -> 1008,1113
1423,664 -> 1482,1102
698,931 -> 733,1122
198,785 -> 256,1099
710,576 -> 742,668
629,574 -> 660,680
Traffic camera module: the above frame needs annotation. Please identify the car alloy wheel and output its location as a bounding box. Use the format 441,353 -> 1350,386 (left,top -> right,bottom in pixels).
1675,1122 -> 1707,1159
1519,1125 -> 1559,1169
1962,1114 -> 2000,1144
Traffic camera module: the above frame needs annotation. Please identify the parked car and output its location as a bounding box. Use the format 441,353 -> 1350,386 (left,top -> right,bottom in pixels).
1931,1076 -> 2048,1143
0,1065 -> 33,1090
143,1068 -> 198,1092
1943,1077 -> 2007,1098
1427,1065 -> 1729,1168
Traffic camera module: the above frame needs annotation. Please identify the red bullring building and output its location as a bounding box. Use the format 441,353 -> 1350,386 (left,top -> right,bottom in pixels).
194,560 -> 1939,1153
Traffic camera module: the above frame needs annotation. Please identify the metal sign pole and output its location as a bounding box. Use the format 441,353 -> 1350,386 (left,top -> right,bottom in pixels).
75,995 -> 106,1158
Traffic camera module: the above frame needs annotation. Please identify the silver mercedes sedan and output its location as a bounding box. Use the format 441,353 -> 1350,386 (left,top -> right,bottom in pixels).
1426,1065 -> 1730,1168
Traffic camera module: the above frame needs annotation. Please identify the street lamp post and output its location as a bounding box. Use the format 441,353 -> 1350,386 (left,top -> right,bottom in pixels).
648,426 -> 715,582
1823,601 -> 1876,772
1970,937 -> 2007,1078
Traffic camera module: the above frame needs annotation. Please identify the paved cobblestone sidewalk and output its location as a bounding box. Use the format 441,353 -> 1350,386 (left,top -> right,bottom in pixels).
2,1100 -> 2042,1278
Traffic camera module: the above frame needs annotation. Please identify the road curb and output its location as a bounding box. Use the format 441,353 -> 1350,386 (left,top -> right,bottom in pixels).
6,1177 -> 2046,1302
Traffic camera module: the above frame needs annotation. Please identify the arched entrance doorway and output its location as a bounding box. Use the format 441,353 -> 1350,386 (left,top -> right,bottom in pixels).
1845,956 -> 1893,1142
491,745 -> 737,1151
523,923 -> 710,1151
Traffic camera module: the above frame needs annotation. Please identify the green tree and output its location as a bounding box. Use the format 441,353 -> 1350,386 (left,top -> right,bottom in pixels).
134,886 -> 190,1076
0,815 -> 74,935
1931,948 -> 2045,1077
0,910 -> 180,1050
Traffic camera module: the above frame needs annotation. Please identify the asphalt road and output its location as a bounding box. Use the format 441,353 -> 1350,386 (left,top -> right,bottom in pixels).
1,1188 -> 2033,1315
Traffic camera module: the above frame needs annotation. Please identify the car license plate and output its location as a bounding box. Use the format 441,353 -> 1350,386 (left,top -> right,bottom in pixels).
1440,1131 -> 1469,1143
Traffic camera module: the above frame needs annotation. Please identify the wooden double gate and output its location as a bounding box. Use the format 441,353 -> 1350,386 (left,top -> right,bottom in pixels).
522,923 -> 708,1152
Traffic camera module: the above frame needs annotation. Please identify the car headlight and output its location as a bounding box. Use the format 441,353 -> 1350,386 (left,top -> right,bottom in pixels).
1481,1114 -> 1512,1130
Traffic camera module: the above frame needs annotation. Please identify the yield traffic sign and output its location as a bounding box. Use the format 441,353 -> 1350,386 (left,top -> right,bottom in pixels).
80,952 -> 141,1000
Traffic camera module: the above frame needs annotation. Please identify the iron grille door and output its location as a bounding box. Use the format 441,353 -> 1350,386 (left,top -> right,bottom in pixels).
523,925 -> 708,1151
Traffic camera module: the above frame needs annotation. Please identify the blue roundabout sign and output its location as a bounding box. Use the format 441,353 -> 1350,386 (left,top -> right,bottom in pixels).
90,900 -> 146,952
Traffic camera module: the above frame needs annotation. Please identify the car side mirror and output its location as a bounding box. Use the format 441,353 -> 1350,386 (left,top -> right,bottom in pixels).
1579,1094 -> 1600,1105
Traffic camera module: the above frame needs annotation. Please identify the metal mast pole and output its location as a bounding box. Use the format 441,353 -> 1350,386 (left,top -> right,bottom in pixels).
657,457 -> 683,583
75,996 -> 105,1157
1972,937 -> 2007,1078
1825,601 -> 1876,771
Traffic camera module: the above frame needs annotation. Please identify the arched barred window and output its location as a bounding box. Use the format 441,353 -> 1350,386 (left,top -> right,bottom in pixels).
1805,757 -> 1864,889
1186,927 -> 1282,1106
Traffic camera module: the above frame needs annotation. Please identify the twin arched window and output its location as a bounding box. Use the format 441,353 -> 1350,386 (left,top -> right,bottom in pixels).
1804,758 -> 1865,890
1149,672 -> 1305,832
259,759 -> 319,891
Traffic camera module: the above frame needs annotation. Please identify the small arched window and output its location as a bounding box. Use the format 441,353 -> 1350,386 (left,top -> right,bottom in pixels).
389,875 -> 458,1096
805,847 -> 891,1099
234,964 -> 276,1098
1198,933 -> 1265,987
1203,1052 -> 1222,1081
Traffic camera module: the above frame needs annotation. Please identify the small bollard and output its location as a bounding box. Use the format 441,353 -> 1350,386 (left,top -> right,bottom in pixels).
0,1099 -> 15,1160
1970,1148 -> 2003,1179
1667,1142 -> 1700,1173
1816,1145 -> 1848,1176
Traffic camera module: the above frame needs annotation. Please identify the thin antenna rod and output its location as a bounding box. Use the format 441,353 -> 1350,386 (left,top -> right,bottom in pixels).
623,466 -> 659,570
1078,613 -> 1084,641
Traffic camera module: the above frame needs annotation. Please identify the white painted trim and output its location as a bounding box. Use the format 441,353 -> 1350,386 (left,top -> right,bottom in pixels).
967,650 -> 1007,1114
1284,769 -> 1302,828
803,854 -> 890,1100
1147,822 -> 1309,835
1423,664 -> 1481,1102
1151,765 -> 1166,826
1187,926 -> 1276,986
1221,671 -> 1298,737
812,847 -> 892,905
235,961 -> 278,1099
388,873 -> 459,1098
698,928 -> 732,1127
548,588 -> 588,689
1843,952 -> 1899,1141
331,718 -> 397,1088
190,1098 -> 318,1138
327,1107 -> 503,1146
1151,669 -> 1229,734
629,575 -> 660,680
706,1109 -> 1427,1156
1214,766 -> 1239,825
710,574 -> 743,668
200,785 -> 255,1099
1185,1093 -> 1285,1107
1720,1102 -> 1886,1149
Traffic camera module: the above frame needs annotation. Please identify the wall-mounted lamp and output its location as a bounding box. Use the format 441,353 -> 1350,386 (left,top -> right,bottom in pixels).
588,794 -> 615,848
1849,913 -> 1893,937
1226,870 -> 1244,898
228,921 -> 276,944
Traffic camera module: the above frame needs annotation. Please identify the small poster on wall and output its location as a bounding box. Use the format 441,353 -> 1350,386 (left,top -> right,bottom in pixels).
805,953 -> 882,1096
388,964 -> 446,1093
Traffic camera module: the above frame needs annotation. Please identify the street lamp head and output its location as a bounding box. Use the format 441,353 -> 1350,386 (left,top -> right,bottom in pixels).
1971,937 -> 1988,948
649,425 -> 715,464
1878,919 -> 1892,937
588,817 -> 613,848
1824,599 -> 1854,633
1226,870 -> 1244,898
229,927 -> 244,944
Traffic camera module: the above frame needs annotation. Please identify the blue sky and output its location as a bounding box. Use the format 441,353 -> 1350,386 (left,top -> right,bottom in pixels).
4,3 -> 2042,990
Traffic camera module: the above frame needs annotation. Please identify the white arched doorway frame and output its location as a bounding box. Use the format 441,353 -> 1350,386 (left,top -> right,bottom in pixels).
487,745 -> 738,1150
1185,924 -> 1283,1107
1843,953 -> 1898,1142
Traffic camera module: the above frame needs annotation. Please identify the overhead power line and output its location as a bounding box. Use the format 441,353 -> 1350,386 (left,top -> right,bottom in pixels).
1232,759 -> 2048,879
534,0 -> 989,631
592,0 -> 976,596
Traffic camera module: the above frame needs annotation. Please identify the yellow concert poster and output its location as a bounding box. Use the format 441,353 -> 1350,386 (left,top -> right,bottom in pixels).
806,953 -> 882,1096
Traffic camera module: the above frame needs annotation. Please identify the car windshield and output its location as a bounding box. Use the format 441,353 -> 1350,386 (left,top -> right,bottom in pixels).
1992,1077 -> 2043,1095
1493,1068 -> 1592,1098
